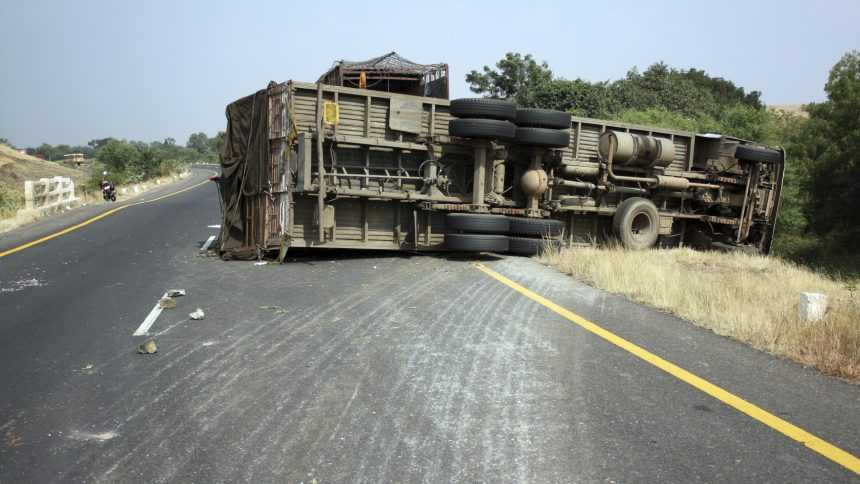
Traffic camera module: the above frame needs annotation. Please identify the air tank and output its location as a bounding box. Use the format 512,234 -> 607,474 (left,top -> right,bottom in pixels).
598,131 -> 675,168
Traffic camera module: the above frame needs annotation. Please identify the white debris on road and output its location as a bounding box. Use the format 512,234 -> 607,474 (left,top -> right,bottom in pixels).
189,308 -> 205,320
0,278 -> 46,293
69,430 -> 118,442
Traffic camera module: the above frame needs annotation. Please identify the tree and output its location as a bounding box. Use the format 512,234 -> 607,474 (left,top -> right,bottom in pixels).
531,79 -> 617,118
209,131 -> 225,157
466,53 -> 553,106
466,53 -> 765,122
804,51 -> 860,240
186,132 -> 210,155
88,138 -> 115,150
96,139 -> 141,172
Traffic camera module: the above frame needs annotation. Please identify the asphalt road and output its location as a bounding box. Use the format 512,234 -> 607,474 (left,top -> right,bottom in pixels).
1,168 -> 858,483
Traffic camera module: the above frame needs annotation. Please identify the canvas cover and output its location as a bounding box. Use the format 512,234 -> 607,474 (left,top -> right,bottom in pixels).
217,88 -> 270,258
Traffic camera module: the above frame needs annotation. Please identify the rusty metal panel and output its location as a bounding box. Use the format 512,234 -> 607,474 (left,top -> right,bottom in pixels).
389,98 -> 423,134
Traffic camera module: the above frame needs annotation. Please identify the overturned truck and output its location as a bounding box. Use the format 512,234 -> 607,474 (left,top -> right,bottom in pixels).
215,52 -> 784,260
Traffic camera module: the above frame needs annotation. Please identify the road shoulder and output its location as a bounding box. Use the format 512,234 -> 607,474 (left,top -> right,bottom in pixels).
481,256 -> 860,462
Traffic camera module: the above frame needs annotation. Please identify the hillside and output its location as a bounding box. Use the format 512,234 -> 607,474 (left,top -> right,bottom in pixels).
768,104 -> 809,117
0,144 -> 87,216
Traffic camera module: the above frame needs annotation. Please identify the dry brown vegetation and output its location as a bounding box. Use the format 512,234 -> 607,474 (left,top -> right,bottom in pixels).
540,246 -> 860,383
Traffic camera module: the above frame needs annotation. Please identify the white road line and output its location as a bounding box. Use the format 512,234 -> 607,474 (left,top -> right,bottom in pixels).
200,235 -> 216,251
133,293 -> 167,336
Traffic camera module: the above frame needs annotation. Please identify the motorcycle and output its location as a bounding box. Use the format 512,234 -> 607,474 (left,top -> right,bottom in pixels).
101,182 -> 117,202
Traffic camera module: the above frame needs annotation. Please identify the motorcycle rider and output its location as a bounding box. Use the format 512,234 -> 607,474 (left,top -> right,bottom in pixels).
100,171 -> 116,201
100,171 -> 111,191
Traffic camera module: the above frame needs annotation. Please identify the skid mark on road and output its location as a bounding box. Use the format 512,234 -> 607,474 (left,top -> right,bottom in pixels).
474,262 -> 860,476
81,263 -> 444,483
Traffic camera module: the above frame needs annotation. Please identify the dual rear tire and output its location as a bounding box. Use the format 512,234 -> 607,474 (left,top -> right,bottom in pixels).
445,213 -> 563,255
448,99 -> 571,148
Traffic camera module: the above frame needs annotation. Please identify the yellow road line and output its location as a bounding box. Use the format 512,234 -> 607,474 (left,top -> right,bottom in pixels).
474,262 -> 860,475
0,177 -> 212,259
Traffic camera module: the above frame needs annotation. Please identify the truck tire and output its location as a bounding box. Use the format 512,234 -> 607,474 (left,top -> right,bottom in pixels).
508,236 -> 561,256
449,98 -> 517,121
735,145 -> 781,163
446,213 -> 510,234
449,118 -> 516,140
445,233 -> 509,252
515,108 -> 571,129
508,217 -> 565,237
514,127 -> 570,148
612,197 -> 659,250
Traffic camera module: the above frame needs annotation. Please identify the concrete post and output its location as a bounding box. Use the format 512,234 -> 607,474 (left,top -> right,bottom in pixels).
24,180 -> 35,210
799,292 -> 828,322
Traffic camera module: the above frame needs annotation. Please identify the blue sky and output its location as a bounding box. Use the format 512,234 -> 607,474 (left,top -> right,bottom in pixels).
1,0 -> 857,147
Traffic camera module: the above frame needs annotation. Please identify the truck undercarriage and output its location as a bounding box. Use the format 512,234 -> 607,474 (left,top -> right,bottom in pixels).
215,54 -> 784,260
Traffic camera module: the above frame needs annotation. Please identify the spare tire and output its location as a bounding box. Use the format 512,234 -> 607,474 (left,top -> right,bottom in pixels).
449,118 -> 516,140
735,145 -> 781,163
445,233 -> 509,252
514,127 -> 570,148
446,213 -> 510,234
508,217 -> 565,237
508,236 -> 562,256
515,108 -> 571,129
449,98 -> 517,121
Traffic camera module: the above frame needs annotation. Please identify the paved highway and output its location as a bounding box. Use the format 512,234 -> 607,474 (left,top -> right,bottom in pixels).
1,168 -> 858,482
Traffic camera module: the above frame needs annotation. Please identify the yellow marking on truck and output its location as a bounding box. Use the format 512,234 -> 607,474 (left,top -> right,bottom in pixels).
0,177 -> 212,259
474,262 -> 860,475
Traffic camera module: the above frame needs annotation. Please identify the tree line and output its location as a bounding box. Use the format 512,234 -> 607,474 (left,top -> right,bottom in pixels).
2,132 -> 226,189
467,52 -> 860,275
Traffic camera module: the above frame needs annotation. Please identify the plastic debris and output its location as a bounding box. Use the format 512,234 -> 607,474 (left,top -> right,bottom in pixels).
137,339 -> 158,354
189,308 -> 205,320
166,289 -> 186,297
254,261 -> 267,266
158,297 -> 177,309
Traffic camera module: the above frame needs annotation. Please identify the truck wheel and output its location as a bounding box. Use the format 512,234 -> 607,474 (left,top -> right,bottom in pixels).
508,217 -> 565,237
445,233 -> 509,252
449,119 -> 516,140
515,108 -> 571,129
450,98 -> 517,121
735,145 -> 781,163
514,127 -> 570,148
612,197 -> 659,250
446,213 -> 510,234
508,236 -> 561,256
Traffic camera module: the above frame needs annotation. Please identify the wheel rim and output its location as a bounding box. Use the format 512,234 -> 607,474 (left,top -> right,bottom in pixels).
630,212 -> 653,243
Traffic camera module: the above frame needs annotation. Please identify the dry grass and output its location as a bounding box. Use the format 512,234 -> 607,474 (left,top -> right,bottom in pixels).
540,246 -> 860,383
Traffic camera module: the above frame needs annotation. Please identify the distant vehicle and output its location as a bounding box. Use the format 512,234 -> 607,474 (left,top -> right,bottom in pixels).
100,175 -> 116,202
213,52 -> 784,259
